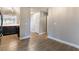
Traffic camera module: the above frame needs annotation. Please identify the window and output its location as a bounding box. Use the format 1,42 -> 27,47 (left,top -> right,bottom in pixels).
3,15 -> 17,26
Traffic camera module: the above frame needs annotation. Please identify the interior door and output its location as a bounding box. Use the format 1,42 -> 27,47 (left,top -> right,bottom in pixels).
30,12 -> 40,33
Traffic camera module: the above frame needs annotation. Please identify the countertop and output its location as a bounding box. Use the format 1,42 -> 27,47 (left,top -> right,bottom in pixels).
2,24 -> 20,26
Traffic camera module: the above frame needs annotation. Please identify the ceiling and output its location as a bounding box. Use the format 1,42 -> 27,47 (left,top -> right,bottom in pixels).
0,7 -> 20,15
0,7 -> 48,15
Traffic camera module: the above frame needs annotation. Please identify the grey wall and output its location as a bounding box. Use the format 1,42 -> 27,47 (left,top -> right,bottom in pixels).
39,12 -> 47,33
47,7 -> 79,45
20,7 -> 30,39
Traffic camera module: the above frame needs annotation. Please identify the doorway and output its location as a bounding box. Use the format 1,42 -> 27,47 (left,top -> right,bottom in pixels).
30,11 -> 47,35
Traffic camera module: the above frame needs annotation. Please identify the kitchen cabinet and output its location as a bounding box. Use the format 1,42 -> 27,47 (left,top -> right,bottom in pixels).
2,26 -> 19,37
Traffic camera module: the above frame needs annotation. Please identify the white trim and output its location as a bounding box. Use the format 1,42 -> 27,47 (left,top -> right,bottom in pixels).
48,36 -> 79,49
39,32 -> 46,35
20,35 -> 30,40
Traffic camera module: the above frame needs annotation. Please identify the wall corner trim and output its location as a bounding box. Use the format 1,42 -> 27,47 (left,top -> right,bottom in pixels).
48,36 -> 79,49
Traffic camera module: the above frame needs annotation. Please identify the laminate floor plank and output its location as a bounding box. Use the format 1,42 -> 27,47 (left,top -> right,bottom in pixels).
0,33 -> 79,51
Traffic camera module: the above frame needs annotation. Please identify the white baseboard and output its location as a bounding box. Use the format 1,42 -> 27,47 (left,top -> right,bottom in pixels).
20,35 -> 30,40
48,36 -> 79,49
39,32 -> 46,35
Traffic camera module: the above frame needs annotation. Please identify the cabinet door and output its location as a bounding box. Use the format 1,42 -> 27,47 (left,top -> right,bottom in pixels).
3,26 -> 17,35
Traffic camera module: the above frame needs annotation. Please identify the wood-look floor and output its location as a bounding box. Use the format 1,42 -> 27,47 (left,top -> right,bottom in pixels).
0,33 -> 79,51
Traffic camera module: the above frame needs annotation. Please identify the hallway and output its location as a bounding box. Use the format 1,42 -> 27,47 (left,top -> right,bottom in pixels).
0,33 -> 79,51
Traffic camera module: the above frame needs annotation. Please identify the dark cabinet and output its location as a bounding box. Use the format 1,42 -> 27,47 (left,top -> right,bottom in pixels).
3,26 -> 19,36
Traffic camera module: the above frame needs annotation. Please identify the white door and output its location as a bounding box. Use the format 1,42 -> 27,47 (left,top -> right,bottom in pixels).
30,12 -> 40,33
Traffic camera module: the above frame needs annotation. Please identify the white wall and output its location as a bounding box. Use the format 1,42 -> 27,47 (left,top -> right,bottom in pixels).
47,7 -> 79,46
20,7 -> 30,39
